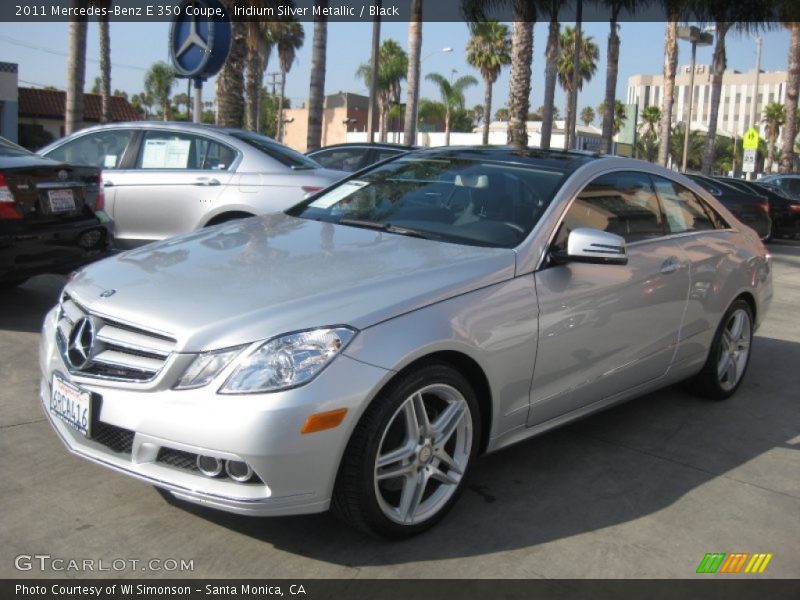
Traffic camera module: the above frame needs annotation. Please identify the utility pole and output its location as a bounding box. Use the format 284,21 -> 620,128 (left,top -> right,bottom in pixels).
367,3 -> 381,144
267,72 -> 280,96
748,37 -> 762,180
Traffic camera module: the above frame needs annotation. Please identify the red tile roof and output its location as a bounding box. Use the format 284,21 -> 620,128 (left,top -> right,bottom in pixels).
18,87 -> 142,122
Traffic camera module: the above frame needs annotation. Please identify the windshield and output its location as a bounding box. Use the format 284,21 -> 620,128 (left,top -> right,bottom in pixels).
289,155 -> 567,248
0,137 -> 33,157
228,130 -> 321,170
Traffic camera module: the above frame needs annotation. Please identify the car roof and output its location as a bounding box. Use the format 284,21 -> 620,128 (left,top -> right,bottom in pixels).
55,121 -> 270,139
308,142 -> 417,152
408,145 -> 602,171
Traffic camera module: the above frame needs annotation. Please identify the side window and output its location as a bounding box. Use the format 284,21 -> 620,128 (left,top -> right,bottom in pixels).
556,170 -> 665,245
312,148 -> 365,172
137,131 -> 236,170
652,176 -> 717,233
788,179 -> 800,195
45,130 -> 134,169
374,149 -> 402,163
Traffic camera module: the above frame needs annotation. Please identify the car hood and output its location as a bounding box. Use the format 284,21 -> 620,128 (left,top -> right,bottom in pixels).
65,213 -> 516,351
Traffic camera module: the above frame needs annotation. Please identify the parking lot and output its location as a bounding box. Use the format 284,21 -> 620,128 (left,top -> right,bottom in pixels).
1,242 -> 798,580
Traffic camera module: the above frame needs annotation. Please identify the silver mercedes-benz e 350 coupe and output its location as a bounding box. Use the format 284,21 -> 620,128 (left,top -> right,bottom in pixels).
39,147 -> 772,538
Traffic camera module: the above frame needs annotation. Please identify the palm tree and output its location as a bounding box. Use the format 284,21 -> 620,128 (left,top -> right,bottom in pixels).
65,9 -> 88,134
669,123 -> 704,171
540,0 -> 563,150
216,0 -> 246,127
357,39 -> 408,143
467,21 -> 512,145
144,61 -> 176,121
506,0 -> 536,147
779,5 -> 800,173
600,1 -> 636,154
245,6 -> 276,132
557,26 -> 599,149
403,0 -> 422,147
306,1 -> 328,152
425,72 -> 478,146
763,102 -> 786,173
580,106 -> 595,126
658,4 -> 684,166
597,99 -> 626,135
97,1 -> 111,123
273,21 -> 305,142
641,105 -> 661,137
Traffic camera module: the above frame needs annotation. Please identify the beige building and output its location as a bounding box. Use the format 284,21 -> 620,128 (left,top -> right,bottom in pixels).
282,92 -> 371,152
627,66 -> 788,137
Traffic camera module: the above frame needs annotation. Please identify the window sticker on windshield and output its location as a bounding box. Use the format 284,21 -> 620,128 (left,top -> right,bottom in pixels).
312,180 -> 369,209
141,139 -> 192,169
104,154 -> 117,168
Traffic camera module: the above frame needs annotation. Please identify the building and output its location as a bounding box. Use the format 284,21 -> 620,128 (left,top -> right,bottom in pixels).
627,65 -> 788,138
282,92 -> 371,152
0,62 -> 19,143
18,87 -> 142,149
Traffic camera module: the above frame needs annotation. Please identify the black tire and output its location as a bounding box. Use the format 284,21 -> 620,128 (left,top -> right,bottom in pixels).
688,298 -> 753,400
332,363 -> 481,539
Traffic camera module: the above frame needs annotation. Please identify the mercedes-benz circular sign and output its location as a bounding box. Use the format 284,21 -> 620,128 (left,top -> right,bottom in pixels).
169,0 -> 231,80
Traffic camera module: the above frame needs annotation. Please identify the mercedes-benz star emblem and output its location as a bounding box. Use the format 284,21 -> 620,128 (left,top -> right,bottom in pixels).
67,317 -> 96,370
57,169 -> 68,181
175,15 -> 211,59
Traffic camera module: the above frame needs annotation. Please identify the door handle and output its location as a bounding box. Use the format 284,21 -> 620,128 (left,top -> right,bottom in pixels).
194,178 -> 221,186
103,180 -> 114,187
660,257 -> 683,274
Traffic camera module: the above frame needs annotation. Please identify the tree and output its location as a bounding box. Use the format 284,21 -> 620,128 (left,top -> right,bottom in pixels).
173,93 -> 190,119
425,72 -> 478,146
636,132 -> 659,162
97,1 -> 111,123
66,9 -> 88,134
495,107 -> 509,121
144,61 -> 176,121
216,1 -> 246,127
467,21 -> 512,145
357,39 -> 408,143
557,26 -> 599,149
537,104 -> 560,121
272,20 -> 304,142
306,2 -> 328,152
540,0 -> 564,150
580,106 -> 595,126
600,1 -> 636,154
658,12 -> 681,166
403,0 -> 423,147
597,100 -> 626,135
669,123 -> 704,171
763,102 -> 786,173
418,98 -> 446,132
779,11 -> 800,173
507,1 -> 536,147
641,105 -> 661,136
244,5 -> 275,132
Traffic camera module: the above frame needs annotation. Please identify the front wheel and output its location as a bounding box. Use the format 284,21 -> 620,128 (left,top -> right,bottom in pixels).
332,363 -> 480,538
689,299 -> 753,400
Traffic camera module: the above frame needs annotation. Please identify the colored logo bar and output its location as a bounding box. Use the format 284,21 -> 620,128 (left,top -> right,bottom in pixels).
696,553 -> 773,574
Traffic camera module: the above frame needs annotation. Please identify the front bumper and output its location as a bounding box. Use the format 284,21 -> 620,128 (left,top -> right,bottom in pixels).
39,307 -> 391,516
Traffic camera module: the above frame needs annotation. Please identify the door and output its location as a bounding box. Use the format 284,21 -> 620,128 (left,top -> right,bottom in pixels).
528,170 -> 691,426
111,130 -> 236,246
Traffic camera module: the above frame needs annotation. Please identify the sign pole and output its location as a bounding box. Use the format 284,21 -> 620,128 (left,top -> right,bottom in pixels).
193,78 -> 203,124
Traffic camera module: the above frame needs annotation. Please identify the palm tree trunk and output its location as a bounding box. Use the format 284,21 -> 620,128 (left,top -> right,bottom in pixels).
277,70 -> 287,142
403,0 -> 422,147
65,11 -> 87,135
99,8 -> 111,124
445,105 -> 451,146
379,102 -> 388,143
245,38 -> 267,132
482,77 -> 492,145
306,5 -> 328,152
216,8 -> 246,128
563,89 -> 574,149
163,98 -> 170,121
600,14 -> 620,154
507,0 -> 535,147
701,23 -> 729,175
540,14 -> 560,150
566,1 -> 582,150
767,132 -> 776,172
658,21 -> 679,166
780,22 -> 800,174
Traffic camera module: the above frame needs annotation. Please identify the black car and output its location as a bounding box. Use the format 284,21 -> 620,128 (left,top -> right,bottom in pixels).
715,176 -> 800,240
0,137 -> 113,288
758,174 -> 800,200
306,142 -> 415,173
683,173 -> 772,240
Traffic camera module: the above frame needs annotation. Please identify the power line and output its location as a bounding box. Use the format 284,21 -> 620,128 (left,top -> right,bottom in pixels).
0,34 -> 148,71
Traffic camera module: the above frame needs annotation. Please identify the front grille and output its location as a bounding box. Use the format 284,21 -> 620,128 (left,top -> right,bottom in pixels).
91,421 -> 134,455
55,293 -> 177,383
156,448 -> 199,472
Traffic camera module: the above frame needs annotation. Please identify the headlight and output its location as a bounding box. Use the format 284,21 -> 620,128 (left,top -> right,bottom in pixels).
175,346 -> 245,390
219,327 -> 356,394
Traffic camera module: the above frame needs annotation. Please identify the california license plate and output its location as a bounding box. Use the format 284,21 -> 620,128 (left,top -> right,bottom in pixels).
50,373 -> 92,437
48,189 -> 76,213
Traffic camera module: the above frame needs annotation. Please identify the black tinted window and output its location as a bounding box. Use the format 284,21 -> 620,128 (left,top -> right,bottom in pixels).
311,148 -> 366,172
228,131 -> 319,169
652,176 -> 717,233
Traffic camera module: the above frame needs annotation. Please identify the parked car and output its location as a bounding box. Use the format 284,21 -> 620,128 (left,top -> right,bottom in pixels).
683,173 -> 772,240
39,123 -> 345,248
40,148 -> 772,538
758,174 -> 800,200
0,136 -> 112,288
715,176 -> 800,239
307,142 -> 415,172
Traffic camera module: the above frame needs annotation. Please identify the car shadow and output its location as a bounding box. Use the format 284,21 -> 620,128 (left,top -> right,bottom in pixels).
157,333 -> 798,565
0,274 -> 64,333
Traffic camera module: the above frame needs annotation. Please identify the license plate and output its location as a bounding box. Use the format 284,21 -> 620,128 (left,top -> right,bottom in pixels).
48,189 -> 76,213
50,373 -> 92,437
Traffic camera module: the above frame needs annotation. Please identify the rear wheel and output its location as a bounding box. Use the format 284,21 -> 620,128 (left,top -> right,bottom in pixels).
689,299 -> 753,400
332,363 -> 480,538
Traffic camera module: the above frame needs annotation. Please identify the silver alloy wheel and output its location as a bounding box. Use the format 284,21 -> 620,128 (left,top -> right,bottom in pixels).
373,383 -> 473,525
717,308 -> 752,392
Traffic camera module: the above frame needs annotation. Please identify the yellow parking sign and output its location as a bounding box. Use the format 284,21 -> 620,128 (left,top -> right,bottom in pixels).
743,128 -> 760,150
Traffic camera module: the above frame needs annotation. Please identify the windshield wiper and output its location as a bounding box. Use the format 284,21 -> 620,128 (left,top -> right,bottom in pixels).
337,218 -> 440,240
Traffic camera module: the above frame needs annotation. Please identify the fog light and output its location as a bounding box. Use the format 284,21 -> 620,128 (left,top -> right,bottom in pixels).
77,229 -> 102,249
196,455 -> 223,477
225,460 -> 254,482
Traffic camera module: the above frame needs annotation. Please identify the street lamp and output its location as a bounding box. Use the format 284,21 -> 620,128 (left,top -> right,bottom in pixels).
677,25 -> 713,172
414,47 -> 453,140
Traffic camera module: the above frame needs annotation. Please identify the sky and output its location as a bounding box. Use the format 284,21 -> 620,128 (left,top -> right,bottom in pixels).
0,20 -> 791,124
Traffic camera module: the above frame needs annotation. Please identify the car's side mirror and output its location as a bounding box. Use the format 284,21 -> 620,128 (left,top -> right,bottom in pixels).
552,227 -> 628,266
